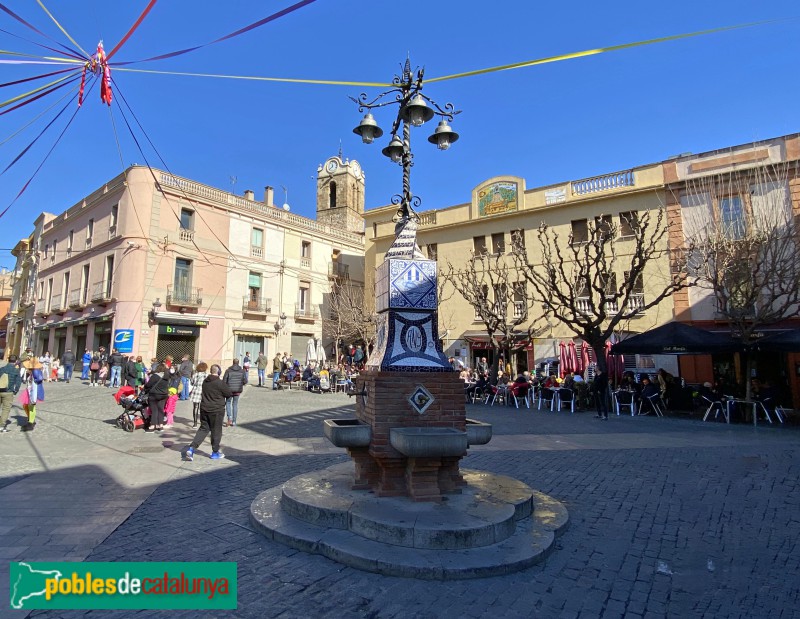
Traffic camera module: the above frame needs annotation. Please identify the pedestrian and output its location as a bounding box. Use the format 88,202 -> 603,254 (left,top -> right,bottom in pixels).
256,350 -> 268,387
124,355 -> 138,387
178,354 -> 193,400
242,351 -> 252,385
189,361 -> 208,427
272,351 -> 283,390
19,357 -> 45,431
134,356 -> 146,387
81,348 -> 92,380
164,387 -> 179,428
108,348 -> 124,388
89,351 -> 101,387
222,359 -> 246,427
167,365 -> 181,391
182,364 -> 232,461
97,347 -> 108,385
593,368 -> 610,420
0,355 -> 22,432
39,352 -> 52,382
142,363 -> 169,432
60,348 -> 75,383
19,347 -> 32,381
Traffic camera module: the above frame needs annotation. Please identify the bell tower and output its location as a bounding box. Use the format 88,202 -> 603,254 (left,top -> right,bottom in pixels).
316,155 -> 365,234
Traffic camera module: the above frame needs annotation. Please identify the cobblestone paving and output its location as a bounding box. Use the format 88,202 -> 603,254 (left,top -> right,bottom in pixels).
5,383 -> 800,618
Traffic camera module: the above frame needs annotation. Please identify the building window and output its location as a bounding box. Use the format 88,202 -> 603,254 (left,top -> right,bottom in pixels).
81,264 -> 90,304
46,278 -> 53,312
86,219 -> 94,247
174,258 -> 191,296
473,236 -> 487,256
619,211 -> 638,237
67,230 -> 74,256
180,208 -> 194,230
329,181 -> 337,209
301,240 -> 311,258
43,244 -> 49,259
51,239 -> 57,263
493,283 -> 507,317
720,196 -> 745,239
110,204 -> 118,235
510,229 -> 525,250
571,220 -> 588,244
251,227 -> 263,258
248,271 -> 261,302
105,255 -> 114,297
426,243 -> 438,260
595,215 -> 614,239
491,233 -> 505,255
513,281 -> 526,318
298,283 -> 310,312
475,284 -> 488,321
623,271 -> 645,313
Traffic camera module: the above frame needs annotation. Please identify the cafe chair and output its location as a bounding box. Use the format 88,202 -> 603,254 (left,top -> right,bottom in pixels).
334,378 -> 349,393
614,390 -> 637,417
642,394 -> 665,417
701,395 -> 728,423
510,383 -> 531,409
538,387 -> 555,411
555,388 -> 575,413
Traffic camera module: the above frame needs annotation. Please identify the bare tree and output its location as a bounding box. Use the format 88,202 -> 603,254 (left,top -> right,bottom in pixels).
322,277 -> 375,362
680,163 -> 800,398
440,250 -> 542,376
511,210 -> 691,372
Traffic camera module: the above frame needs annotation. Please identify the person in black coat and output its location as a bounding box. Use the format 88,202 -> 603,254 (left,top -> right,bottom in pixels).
592,369 -> 610,420
124,356 -> 138,387
142,364 -> 169,431
182,364 -> 232,461
223,359 -> 246,427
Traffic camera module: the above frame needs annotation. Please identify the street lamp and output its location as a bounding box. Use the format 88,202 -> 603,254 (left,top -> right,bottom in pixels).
149,298 -> 162,323
351,58 -> 460,223
274,312 -> 287,335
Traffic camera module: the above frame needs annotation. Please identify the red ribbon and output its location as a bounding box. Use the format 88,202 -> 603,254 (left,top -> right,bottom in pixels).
78,64 -> 87,106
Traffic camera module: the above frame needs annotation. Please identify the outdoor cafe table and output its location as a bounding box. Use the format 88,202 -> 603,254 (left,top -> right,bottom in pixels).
725,398 -> 778,426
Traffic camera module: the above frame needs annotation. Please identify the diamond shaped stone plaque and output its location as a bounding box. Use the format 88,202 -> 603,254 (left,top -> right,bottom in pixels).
408,385 -> 435,415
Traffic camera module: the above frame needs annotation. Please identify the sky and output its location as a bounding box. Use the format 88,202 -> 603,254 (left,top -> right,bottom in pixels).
1,0 -> 799,269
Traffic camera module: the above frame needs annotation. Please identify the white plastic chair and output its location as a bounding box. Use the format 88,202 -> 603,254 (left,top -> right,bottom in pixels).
614,390 -> 637,416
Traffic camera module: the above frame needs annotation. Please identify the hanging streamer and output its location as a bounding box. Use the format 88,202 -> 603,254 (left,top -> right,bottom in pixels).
0,26 -> 85,61
34,0 -> 89,58
0,66 -> 75,89
106,0 -> 159,60
0,2 -> 85,59
113,0 -> 318,66
0,73 -> 80,116
0,71 -> 79,111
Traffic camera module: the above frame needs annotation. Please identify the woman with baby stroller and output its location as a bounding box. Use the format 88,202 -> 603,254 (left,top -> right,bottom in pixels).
142,363 -> 169,433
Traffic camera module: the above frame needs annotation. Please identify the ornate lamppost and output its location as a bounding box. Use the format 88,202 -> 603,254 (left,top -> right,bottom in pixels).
350,58 -> 459,372
352,58 -> 460,240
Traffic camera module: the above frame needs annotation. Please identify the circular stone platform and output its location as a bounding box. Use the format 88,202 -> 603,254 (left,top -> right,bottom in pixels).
250,462 -> 569,580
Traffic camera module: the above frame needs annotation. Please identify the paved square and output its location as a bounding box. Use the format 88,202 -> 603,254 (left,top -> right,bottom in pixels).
1,381 -> 799,618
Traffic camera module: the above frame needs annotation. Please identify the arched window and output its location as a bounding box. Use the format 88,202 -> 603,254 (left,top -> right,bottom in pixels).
329,182 -> 337,209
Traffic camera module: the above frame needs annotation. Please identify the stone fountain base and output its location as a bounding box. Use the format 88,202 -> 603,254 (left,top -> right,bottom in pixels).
249,462 -> 568,580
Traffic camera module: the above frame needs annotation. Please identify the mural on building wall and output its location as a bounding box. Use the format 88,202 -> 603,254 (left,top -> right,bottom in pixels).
478,182 -> 518,217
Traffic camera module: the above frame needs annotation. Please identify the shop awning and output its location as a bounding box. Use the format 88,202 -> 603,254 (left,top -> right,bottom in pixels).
233,330 -> 274,338
461,331 -> 529,350
154,311 -> 210,327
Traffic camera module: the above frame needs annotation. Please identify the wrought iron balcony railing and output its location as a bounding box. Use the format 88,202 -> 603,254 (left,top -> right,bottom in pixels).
167,285 -> 203,308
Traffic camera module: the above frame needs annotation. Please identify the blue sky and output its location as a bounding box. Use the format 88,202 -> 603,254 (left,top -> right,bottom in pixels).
1,0 -> 798,268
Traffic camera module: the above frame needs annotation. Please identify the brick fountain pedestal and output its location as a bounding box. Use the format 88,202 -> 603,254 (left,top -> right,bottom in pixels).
250,219 -> 568,579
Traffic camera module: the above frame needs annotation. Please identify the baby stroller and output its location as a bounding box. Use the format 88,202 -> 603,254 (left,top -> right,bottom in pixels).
114,386 -> 149,432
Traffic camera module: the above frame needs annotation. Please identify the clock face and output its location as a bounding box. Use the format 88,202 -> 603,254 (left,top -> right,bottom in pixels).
351,161 -> 361,175
326,160 -> 338,173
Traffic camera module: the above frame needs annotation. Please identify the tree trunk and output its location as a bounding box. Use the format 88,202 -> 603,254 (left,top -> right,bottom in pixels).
591,342 -> 608,374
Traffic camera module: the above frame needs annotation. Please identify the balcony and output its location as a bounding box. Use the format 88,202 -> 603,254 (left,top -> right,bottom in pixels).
179,228 -> 194,242
91,280 -> 115,304
624,293 -> 646,315
167,285 -> 202,308
300,257 -> 311,269
328,262 -> 350,280
251,246 -> 263,259
68,288 -> 83,308
35,301 -> 49,318
571,170 -> 635,196
242,295 -> 271,315
50,294 -> 65,314
294,303 -> 319,321
576,297 -> 619,316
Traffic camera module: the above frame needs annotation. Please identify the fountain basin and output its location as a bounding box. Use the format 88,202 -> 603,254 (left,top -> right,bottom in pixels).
324,419 -> 371,448
465,419 -> 492,446
389,427 -> 468,458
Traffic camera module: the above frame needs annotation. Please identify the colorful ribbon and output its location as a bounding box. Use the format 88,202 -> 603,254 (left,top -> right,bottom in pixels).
34,0 -> 89,58
0,2 -> 85,59
107,0 -> 159,60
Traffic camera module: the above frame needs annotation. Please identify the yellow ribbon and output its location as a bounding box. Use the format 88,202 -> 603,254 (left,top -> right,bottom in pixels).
118,18 -> 786,89
113,67 -> 391,88
0,70 -> 79,110
35,0 -> 90,58
426,20 -> 783,83
0,49 -> 83,64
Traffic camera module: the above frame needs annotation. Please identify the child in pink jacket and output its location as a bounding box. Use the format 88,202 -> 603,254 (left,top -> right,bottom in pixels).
164,387 -> 179,428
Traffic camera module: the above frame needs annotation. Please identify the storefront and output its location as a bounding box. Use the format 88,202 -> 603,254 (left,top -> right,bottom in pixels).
156,324 -> 199,363
233,330 -> 271,361
462,331 -> 529,373
72,323 -> 88,355
93,320 -> 113,352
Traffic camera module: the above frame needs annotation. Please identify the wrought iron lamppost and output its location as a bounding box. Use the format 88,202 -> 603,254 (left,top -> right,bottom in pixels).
351,58 -> 460,224
274,312 -> 287,335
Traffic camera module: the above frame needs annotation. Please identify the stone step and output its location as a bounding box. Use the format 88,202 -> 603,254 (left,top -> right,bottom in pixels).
250,466 -> 569,580
279,464 -> 533,549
